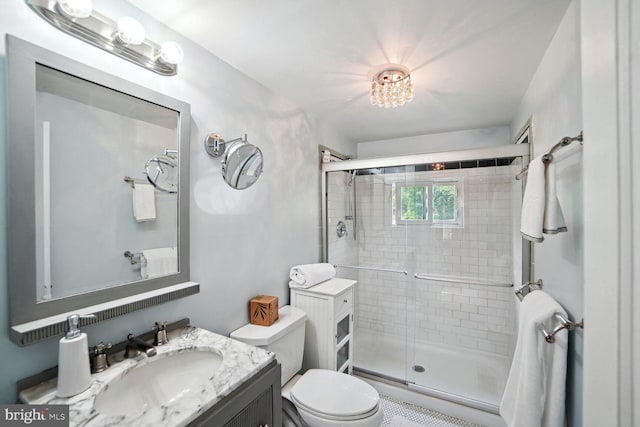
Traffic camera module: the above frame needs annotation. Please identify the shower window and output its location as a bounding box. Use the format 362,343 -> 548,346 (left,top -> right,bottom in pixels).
392,180 -> 463,227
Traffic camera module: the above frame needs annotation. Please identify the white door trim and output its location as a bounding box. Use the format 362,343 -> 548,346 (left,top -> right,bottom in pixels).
581,0 -> 635,425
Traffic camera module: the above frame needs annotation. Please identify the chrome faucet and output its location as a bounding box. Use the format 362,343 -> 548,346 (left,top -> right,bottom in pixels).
124,334 -> 157,358
91,342 -> 112,373
153,321 -> 169,346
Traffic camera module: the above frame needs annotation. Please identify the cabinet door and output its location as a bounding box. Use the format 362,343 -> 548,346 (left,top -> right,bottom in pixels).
223,388 -> 272,427
335,311 -> 351,372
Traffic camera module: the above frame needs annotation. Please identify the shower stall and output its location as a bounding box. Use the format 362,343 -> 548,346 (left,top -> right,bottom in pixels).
322,144 -> 530,413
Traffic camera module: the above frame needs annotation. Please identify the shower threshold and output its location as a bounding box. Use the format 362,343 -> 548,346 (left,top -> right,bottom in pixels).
354,367 -> 499,415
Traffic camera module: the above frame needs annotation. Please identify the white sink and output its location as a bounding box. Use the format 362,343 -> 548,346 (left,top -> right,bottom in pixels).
94,350 -> 223,416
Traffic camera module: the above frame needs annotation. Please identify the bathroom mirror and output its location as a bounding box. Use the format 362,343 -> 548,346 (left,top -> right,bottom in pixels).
6,35 -> 195,345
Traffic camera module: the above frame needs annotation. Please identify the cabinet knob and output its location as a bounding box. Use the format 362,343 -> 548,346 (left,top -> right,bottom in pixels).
344,299 -> 348,303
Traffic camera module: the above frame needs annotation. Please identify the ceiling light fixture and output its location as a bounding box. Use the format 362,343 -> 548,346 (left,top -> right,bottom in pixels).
27,0 -> 182,76
370,65 -> 414,108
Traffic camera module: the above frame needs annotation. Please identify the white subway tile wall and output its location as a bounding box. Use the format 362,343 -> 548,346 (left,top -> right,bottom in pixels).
328,163 -> 520,359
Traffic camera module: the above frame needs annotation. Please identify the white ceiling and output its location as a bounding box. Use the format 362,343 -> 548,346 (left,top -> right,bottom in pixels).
129,0 -> 571,143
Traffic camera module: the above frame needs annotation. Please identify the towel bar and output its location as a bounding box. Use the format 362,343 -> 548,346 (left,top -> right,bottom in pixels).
515,279 -> 543,301
538,313 -> 584,344
124,176 -> 146,189
515,131 -> 583,180
123,251 -> 145,265
516,280 -> 584,343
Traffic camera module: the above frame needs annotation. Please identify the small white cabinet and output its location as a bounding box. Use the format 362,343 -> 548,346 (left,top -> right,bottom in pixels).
290,278 -> 356,374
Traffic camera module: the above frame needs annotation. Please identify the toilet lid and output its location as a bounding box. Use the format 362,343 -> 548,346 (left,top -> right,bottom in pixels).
290,370 -> 379,418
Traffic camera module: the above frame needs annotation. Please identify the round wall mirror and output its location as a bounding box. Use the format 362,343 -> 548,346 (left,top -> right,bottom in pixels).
222,140 -> 263,190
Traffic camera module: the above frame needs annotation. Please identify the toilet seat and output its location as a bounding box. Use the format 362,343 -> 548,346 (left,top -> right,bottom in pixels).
290,370 -> 380,421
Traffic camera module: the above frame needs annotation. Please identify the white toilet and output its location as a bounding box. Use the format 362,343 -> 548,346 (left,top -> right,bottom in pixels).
231,305 -> 383,427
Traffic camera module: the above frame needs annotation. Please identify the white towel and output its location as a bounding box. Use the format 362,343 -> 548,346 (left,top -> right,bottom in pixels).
500,290 -> 568,427
132,183 -> 156,222
288,263 -> 335,289
141,247 -> 177,279
520,155 -> 567,242
542,161 -> 567,235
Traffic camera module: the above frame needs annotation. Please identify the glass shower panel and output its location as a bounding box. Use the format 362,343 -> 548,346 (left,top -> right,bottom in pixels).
326,169 -> 411,382
408,159 -> 522,408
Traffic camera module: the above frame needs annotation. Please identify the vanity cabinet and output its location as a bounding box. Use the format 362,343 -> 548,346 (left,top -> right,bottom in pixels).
189,361 -> 281,427
290,278 -> 356,374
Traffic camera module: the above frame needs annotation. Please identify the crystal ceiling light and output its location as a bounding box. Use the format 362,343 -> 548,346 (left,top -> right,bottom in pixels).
370,65 -> 413,108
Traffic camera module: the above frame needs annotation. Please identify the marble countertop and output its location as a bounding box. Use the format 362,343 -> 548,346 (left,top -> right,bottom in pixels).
20,326 -> 275,426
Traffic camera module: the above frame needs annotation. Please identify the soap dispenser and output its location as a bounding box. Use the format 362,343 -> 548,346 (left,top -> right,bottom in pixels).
56,314 -> 95,398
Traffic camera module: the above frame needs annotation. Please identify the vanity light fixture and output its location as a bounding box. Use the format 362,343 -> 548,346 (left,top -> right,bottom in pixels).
369,64 -> 414,108
159,41 -> 184,65
56,0 -> 92,19
26,0 -> 183,76
116,17 -> 146,46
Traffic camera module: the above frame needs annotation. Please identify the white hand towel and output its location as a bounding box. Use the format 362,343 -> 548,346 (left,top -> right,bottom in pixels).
500,290 -> 568,427
543,161 -> 567,235
141,247 -> 177,279
520,155 -> 566,242
288,263 -> 335,289
133,183 -> 156,222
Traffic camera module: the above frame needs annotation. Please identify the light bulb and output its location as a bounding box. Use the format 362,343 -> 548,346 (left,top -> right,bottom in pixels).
116,17 -> 146,45
159,41 -> 184,65
56,0 -> 93,19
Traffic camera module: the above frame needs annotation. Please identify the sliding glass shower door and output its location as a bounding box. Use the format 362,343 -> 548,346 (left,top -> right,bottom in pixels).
323,145 -> 527,412
404,158 -> 522,410
326,168 -> 412,382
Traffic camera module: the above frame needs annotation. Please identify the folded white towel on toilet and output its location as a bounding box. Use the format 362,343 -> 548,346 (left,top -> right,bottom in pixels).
288,263 -> 335,289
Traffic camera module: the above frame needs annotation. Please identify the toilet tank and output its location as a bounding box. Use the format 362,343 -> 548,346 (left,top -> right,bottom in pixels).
230,305 -> 306,385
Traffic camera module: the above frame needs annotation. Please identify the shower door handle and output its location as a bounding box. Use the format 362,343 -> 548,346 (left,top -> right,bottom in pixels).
333,265 -> 408,275
413,273 -> 513,287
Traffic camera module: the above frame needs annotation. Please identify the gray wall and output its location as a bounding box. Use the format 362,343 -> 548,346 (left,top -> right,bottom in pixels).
0,0 -> 354,402
510,2 -> 583,426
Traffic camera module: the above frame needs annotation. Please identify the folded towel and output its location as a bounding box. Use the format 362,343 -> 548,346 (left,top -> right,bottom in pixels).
288,263 -> 335,289
500,290 -> 568,427
521,155 -> 566,242
542,161 -> 567,235
141,247 -> 177,279
133,183 -> 156,222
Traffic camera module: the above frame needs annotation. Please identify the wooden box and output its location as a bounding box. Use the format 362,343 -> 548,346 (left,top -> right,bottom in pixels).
250,295 -> 279,326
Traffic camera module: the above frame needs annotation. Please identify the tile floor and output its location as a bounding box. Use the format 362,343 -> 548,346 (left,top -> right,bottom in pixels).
380,395 -> 485,427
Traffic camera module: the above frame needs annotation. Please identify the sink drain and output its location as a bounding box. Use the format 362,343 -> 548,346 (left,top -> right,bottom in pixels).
412,365 -> 426,373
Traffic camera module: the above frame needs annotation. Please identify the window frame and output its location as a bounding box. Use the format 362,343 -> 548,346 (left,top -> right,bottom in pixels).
392,179 -> 464,227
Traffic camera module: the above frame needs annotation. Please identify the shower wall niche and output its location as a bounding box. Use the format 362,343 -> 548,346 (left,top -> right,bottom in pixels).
323,145 -> 528,411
